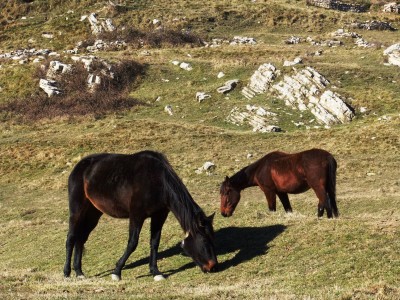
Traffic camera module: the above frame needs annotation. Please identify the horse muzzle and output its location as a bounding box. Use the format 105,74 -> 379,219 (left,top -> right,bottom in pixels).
221,210 -> 232,217
201,260 -> 218,273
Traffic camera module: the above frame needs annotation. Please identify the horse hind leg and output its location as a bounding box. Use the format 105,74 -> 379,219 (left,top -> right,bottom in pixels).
277,192 -> 293,213
64,230 -> 75,277
313,187 -> 333,219
73,207 -> 102,278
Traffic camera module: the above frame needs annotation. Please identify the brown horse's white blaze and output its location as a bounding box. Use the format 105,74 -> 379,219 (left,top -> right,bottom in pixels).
220,148 -> 338,218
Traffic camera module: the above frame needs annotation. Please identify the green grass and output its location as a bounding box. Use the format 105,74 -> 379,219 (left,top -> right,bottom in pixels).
1,0 -> 400,299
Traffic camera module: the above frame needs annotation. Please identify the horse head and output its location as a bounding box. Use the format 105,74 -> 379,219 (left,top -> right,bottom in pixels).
181,213 -> 218,273
220,176 -> 241,217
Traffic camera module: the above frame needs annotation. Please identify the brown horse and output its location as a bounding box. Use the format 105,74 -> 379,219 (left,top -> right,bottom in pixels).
220,148 -> 338,218
64,150 -> 218,281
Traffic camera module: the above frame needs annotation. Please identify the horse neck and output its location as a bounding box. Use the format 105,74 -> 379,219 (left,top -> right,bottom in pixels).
230,166 -> 257,191
168,193 -> 203,234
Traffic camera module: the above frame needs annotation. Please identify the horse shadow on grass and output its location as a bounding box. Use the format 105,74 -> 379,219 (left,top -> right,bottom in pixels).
95,224 -> 286,278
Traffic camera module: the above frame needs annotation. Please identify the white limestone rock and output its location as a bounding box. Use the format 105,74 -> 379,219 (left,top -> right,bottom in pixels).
39,79 -> 62,97
241,63 -> 278,99
217,79 -> 239,94
196,92 -> 211,102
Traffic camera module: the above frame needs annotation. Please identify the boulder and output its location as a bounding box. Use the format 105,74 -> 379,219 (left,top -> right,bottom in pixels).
88,13 -> 116,35
179,62 -> 193,71
196,92 -> 211,102
39,79 -> 62,97
164,105 -> 173,115
384,44 -> 400,67
195,162 -> 216,175
87,74 -> 101,92
283,57 -> 302,67
46,61 -> 72,79
383,2 -> 400,13
217,79 -> 239,94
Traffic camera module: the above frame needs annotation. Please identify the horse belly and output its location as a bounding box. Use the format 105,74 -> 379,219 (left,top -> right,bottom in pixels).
272,172 -> 309,194
84,181 -> 131,218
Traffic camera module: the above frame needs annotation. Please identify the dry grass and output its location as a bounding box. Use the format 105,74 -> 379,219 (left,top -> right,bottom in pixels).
0,0 -> 399,299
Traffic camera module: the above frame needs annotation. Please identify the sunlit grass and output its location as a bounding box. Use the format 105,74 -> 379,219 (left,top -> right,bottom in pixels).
1,0 -> 400,299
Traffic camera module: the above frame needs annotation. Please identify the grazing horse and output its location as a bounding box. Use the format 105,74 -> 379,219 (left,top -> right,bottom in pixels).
63,150 -> 218,281
220,148 -> 338,218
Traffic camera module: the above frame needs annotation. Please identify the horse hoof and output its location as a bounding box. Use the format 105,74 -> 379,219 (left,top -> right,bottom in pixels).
77,275 -> 85,279
111,274 -> 121,281
153,275 -> 166,281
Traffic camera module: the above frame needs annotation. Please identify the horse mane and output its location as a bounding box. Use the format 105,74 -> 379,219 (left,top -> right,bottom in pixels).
152,152 -> 205,235
228,151 -> 288,190
228,167 -> 250,190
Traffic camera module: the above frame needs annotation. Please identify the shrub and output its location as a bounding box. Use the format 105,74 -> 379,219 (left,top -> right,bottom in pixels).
0,59 -> 146,121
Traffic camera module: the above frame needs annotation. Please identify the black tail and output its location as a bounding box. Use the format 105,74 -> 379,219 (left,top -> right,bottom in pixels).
64,153 -> 107,277
327,155 -> 338,217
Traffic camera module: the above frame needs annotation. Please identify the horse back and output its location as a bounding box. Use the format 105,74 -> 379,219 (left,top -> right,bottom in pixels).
267,149 -> 335,193
69,151 -> 168,219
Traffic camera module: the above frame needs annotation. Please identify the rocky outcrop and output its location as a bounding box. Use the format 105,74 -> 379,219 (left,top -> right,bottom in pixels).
350,20 -> 397,31
241,63 -> 279,99
306,0 -> 369,12
39,57 -> 117,96
227,105 -> 281,133
87,13 -> 116,35
331,29 -> 375,48
205,36 -> 257,47
271,67 -> 354,125
241,63 -> 355,126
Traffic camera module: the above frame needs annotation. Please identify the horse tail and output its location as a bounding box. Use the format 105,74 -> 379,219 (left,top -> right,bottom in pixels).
326,155 -> 338,217
68,154 -> 105,205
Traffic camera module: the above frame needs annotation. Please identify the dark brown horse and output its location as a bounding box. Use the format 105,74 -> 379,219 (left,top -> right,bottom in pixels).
220,148 -> 338,218
64,150 -> 218,281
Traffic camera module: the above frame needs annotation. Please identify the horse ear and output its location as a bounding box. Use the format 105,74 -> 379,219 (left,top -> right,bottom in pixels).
208,212 -> 215,223
225,176 -> 230,181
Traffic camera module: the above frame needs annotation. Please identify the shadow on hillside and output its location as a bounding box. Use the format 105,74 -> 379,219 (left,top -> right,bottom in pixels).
215,224 -> 286,271
94,224 -> 286,279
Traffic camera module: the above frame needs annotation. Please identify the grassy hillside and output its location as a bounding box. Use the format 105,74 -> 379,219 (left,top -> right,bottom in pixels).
0,0 -> 399,299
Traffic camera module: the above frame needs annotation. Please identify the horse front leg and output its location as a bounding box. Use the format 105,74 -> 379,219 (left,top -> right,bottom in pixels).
277,192 -> 293,213
263,190 -> 277,212
112,218 -> 144,281
149,210 -> 169,281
